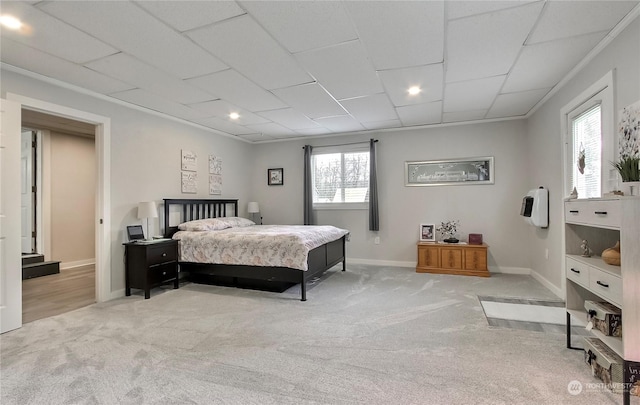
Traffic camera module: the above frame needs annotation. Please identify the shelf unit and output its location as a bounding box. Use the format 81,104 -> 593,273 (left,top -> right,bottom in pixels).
564,197 -> 640,404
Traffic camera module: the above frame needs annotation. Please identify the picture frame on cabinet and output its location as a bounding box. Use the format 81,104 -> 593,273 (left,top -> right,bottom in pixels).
420,224 -> 435,242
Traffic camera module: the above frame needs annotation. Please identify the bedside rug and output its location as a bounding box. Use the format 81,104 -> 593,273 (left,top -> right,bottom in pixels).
478,295 -> 588,335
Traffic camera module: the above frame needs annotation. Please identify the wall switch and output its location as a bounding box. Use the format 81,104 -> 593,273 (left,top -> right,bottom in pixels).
374,237 -> 380,245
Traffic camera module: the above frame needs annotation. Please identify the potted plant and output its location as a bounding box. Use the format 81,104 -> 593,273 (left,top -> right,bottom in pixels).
612,156 -> 640,195
437,220 -> 459,243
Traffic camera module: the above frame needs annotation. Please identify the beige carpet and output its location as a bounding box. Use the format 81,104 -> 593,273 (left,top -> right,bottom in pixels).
1,264 -> 634,404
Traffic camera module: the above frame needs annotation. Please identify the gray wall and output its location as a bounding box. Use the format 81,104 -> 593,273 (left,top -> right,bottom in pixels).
525,17 -> 640,291
250,120 -> 533,272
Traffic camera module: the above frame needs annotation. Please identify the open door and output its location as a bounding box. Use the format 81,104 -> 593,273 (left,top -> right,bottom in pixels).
1,98 -> 23,333
21,130 -> 35,254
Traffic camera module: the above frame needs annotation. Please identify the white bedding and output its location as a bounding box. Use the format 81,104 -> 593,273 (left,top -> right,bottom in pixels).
172,225 -> 349,271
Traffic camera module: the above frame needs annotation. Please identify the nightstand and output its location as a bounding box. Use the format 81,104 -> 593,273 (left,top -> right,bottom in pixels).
124,240 -> 179,299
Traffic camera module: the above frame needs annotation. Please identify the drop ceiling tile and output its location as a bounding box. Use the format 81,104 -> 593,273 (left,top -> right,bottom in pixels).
527,1 -> 637,44
246,122 -> 297,137
345,1 -> 444,70
1,1 -> 117,63
110,89 -> 210,121
193,117 -> 255,136
503,31 -> 605,93
257,109 -> 320,130
86,53 -> 212,104
313,115 -> 366,133
444,76 -> 506,112
486,88 -> 550,118
135,0 -> 245,32
447,1 -> 535,20
396,101 -> 443,126
340,94 -> 398,123
272,83 -> 347,119
187,100 -> 270,125
442,110 -> 488,123
295,41 -> 383,100
241,1 -> 357,53
0,38 -> 133,94
446,1 -> 543,82
378,64 -> 444,107
187,15 -> 312,90
361,119 -> 402,130
186,70 -> 287,112
38,1 -> 227,79
296,127 -> 333,136
237,133 -> 275,142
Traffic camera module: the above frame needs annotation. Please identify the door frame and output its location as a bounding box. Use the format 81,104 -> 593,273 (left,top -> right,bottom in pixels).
7,93 -> 112,303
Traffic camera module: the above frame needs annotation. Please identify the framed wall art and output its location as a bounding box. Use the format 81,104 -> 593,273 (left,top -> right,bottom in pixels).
268,168 -> 284,186
405,157 -> 494,186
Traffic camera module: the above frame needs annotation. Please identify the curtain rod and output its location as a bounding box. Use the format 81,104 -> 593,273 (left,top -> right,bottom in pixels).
302,139 -> 378,149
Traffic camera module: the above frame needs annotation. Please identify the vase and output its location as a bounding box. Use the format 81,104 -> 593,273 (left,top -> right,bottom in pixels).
623,181 -> 640,196
602,241 -> 621,266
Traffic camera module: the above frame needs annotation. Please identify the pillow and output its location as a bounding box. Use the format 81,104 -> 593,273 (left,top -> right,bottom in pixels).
221,217 -> 255,228
178,218 -> 230,231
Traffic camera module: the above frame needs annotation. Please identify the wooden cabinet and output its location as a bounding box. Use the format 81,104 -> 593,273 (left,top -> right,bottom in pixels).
124,240 -> 179,299
416,243 -> 489,277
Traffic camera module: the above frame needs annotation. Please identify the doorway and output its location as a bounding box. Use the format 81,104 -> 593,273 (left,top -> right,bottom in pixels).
21,111 -> 98,322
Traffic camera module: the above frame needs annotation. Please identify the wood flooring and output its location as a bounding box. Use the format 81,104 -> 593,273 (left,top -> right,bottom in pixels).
22,264 -> 95,324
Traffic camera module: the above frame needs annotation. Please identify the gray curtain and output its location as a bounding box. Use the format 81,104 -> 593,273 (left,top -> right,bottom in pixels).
303,145 -> 314,225
369,139 -> 379,231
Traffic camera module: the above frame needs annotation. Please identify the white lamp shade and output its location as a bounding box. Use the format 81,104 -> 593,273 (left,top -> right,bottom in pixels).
137,201 -> 158,219
248,202 -> 260,213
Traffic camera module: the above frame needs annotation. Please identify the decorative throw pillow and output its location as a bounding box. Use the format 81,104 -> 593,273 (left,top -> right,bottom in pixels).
178,218 -> 230,231
221,217 -> 255,228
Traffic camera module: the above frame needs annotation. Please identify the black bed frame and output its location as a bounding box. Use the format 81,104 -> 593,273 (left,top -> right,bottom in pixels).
163,198 -> 346,301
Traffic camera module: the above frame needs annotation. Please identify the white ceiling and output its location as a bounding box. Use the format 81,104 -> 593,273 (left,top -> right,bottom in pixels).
1,1 -> 638,143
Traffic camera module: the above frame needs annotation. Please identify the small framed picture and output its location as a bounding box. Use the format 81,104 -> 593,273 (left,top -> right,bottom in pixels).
420,224 -> 435,242
268,168 -> 284,186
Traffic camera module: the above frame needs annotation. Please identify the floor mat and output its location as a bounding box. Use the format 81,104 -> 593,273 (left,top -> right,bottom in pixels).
478,295 -> 589,335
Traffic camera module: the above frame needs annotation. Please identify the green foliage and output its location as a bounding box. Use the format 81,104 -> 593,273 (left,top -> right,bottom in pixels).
612,156 -> 640,182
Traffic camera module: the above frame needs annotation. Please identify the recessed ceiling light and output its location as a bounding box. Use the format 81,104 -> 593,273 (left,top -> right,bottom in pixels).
229,112 -> 239,120
408,86 -> 421,96
0,15 -> 22,30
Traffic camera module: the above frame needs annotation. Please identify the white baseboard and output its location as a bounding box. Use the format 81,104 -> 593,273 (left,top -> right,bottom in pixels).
60,258 -> 95,270
347,258 -> 416,268
530,269 -> 564,299
490,266 -> 531,275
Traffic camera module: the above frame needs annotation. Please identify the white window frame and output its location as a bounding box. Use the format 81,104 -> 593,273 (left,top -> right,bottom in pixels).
561,71 -> 615,198
312,144 -> 370,211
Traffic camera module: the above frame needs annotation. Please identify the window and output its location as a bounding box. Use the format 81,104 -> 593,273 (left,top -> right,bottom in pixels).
312,148 -> 369,208
562,72 -> 614,198
571,104 -> 602,198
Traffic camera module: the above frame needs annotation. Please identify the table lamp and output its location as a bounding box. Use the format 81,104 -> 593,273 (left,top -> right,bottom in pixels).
248,201 -> 260,224
137,201 -> 158,240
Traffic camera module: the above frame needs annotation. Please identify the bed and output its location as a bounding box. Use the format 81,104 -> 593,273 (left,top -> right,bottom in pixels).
163,198 -> 348,301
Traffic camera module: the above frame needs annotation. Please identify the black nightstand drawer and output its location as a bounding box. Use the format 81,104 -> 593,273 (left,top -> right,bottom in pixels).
147,244 -> 177,266
148,262 -> 178,285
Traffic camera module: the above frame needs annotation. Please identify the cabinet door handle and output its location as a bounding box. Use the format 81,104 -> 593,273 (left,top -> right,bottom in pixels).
162,271 -> 166,276
569,210 -> 579,213
594,211 -> 607,215
570,268 -> 580,274
162,253 -> 167,257
596,281 -> 609,288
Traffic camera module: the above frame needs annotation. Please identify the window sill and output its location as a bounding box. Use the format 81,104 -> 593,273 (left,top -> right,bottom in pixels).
313,203 -> 368,210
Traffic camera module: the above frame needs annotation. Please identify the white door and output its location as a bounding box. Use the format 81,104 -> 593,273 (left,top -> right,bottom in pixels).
21,130 -> 34,253
1,98 -> 23,333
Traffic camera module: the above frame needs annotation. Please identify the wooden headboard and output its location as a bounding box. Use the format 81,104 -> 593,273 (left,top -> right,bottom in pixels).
163,198 -> 239,237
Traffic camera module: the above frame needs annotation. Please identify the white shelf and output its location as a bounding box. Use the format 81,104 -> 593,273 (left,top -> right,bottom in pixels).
567,308 -> 623,358
565,254 -> 621,278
